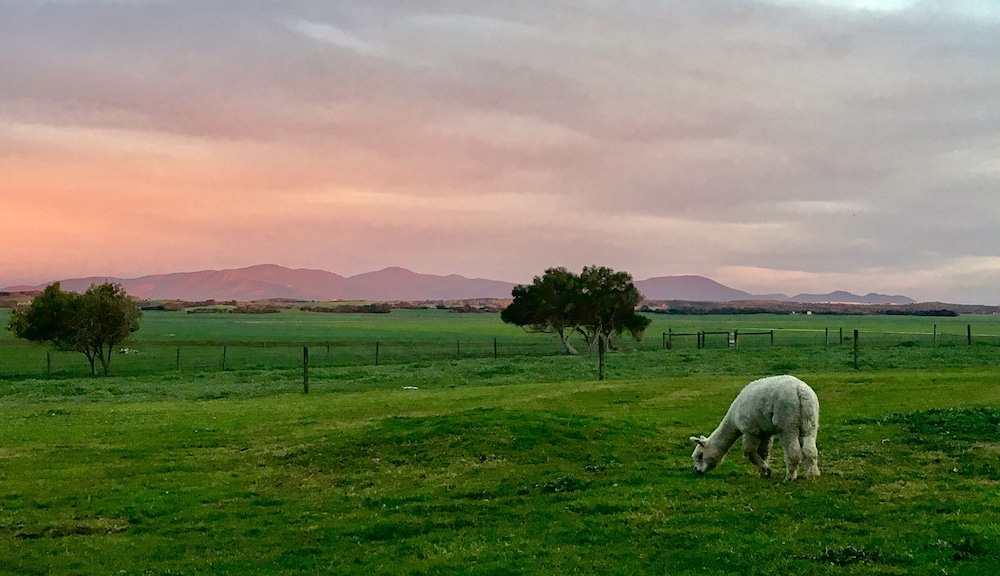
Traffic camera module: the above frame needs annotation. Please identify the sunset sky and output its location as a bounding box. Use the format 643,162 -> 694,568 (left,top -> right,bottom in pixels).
3,1 -> 1000,303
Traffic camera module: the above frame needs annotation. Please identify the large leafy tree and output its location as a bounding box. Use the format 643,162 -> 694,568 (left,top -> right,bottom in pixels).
501,267 -> 582,354
501,266 -> 651,354
6,282 -> 141,376
576,265 -> 651,351
4,283 -> 78,349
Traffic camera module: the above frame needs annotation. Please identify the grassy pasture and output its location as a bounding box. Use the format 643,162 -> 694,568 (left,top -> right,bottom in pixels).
4,307 -> 1000,378
1,310 -> 999,574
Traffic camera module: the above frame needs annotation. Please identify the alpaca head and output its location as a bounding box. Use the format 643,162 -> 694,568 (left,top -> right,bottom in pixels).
690,435 -> 724,474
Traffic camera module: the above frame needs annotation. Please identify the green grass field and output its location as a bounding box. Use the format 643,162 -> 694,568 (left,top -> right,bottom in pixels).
1,309 -> 999,574
4,307 -> 1000,378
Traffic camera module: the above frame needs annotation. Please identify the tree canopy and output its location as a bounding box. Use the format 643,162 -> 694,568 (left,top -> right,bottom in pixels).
500,266 -> 651,354
6,282 -> 141,375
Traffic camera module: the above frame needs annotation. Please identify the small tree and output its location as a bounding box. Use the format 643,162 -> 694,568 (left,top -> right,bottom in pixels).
4,283 -> 78,350
501,267 -> 582,354
6,282 -> 141,376
501,266 -> 651,354
75,282 -> 143,375
575,265 -> 651,351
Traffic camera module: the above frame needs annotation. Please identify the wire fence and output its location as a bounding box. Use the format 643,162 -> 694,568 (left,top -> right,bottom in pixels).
0,338 -> 572,379
1,324 -> 997,380
662,324 -> 994,349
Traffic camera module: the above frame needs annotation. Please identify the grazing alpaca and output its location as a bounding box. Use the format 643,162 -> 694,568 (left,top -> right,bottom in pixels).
690,375 -> 820,481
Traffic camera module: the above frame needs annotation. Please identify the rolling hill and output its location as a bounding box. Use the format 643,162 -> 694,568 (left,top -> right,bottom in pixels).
1,265 -> 915,304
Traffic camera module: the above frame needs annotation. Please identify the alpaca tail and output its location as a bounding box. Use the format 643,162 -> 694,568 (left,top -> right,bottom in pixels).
797,381 -> 821,478
797,383 -> 820,433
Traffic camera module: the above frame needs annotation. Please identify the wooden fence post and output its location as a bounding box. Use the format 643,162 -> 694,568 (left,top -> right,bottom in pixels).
598,335 -> 606,381
46,352 -> 51,379
176,348 -> 181,371
302,346 -> 309,393
222,345 -> 227,371
933,324 -> 937,345
968,324 -> 972,346
375,340 -> 380,366
853,330 -> 859,370
494,338 -> 498,359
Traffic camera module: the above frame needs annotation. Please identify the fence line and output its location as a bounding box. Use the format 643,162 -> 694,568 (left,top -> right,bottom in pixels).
664,328 -> 775,349
661,323 -> 998,349
0,338 -> 573,379
1,323 -> 997,379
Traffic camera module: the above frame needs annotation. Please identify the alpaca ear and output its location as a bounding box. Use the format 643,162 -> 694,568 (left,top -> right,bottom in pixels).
690,435 -> 706,447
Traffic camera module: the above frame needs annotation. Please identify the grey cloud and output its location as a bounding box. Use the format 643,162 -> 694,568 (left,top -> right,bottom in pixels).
3,0 -> 1000,301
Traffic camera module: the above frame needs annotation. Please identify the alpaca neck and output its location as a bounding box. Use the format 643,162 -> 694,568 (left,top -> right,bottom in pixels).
707,415 -> 741,456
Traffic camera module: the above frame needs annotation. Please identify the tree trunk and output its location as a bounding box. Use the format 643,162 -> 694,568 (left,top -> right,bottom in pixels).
559,332 -> 579,355
584,332 -> 600,353
84,351 -> 96,376
99,344 -> 112,376
606,332 -> 620,351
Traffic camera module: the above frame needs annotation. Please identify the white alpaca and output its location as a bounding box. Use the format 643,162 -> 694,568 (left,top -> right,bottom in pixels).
690,375 -> 820,481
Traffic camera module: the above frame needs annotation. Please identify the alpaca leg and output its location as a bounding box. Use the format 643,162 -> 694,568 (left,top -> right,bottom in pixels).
742,435 -> 771,478
756,435 -> 773,470
779,432 -> 802,481
801,434 -> 820,478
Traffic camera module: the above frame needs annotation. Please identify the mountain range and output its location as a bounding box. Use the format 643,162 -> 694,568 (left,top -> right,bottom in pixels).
1,264 -> 916,305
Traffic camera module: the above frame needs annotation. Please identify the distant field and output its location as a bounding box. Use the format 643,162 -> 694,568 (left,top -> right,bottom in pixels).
4,307 -> 1000,379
